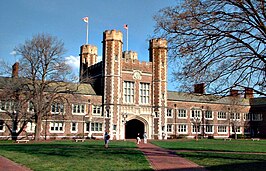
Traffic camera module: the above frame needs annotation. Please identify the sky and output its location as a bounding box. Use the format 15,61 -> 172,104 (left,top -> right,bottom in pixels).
0,0 -> 177,91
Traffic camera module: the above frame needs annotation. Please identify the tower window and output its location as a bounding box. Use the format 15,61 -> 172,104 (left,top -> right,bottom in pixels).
123,81 -> 135,103
140,83 -> 150,104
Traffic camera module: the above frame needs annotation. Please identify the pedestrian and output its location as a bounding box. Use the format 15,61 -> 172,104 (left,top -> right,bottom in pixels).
104,132 -> 110,148
143,132 -> 147,144
136,133 -> 141,144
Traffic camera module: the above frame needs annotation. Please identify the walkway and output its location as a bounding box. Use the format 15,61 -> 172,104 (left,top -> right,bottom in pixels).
0,142 -> 207,171
0,156 -> 32,171
138,142 -> 207,171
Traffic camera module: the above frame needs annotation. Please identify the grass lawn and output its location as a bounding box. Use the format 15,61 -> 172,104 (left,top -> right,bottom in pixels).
151,139 -> 266,171
0,140 -> 152,171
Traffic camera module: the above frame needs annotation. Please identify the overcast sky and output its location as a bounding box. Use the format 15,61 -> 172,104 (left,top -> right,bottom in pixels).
0,0 -> 178,90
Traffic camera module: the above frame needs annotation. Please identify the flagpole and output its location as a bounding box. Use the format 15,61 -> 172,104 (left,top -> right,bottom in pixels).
86,21 -> 88,44
126,27 -> 128,51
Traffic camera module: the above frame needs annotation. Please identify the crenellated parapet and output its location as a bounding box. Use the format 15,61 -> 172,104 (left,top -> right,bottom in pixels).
149,38 -> 167,49
123,51 -> 138,60
122,59 -> 152,73
103,30 -> 123,42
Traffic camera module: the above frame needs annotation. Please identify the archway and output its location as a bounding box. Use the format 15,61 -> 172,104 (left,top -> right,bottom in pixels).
125,119 -> 144,139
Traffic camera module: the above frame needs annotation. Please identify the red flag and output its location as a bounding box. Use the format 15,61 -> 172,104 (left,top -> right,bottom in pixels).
82,17 -> 88,23
123,24 -> 128,30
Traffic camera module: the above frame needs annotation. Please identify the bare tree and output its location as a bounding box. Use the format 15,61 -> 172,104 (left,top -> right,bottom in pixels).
0,77 -> 33,140
154,0 -> 266,96
12,33 -> 76,141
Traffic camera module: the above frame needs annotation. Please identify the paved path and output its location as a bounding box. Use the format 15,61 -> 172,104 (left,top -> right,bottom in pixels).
0,156 -> 32,171
138,142 -> 207,171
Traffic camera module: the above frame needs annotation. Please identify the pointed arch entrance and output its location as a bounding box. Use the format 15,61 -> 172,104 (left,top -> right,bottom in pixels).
125,119 -> 144,139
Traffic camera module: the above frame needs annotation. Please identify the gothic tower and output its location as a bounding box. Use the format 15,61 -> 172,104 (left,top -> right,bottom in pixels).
149,38 -> 168,139
102,30 -> 123,136
79,44 -> 98,81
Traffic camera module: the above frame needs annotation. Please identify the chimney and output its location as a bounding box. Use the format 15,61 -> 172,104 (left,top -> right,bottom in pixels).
230,89 -> 239,97
244,87 -> 253,99
194,83 -> 205,94
12,62 -> 19,78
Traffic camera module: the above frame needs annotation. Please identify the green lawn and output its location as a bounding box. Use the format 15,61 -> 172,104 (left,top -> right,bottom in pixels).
151,139 -> 266,171
1,139 -> 266,171
0,140 -> 152,171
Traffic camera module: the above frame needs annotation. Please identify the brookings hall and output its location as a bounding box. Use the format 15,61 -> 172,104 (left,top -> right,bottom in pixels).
0,30 -> 265,140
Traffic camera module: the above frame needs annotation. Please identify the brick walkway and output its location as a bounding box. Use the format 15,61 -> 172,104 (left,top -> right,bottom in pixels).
0,156 -> 32,171
138,142 -> 207,171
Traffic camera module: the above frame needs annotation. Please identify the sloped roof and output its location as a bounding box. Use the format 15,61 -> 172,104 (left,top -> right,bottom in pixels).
0,77 -> 96,95
167,91 -> 250,106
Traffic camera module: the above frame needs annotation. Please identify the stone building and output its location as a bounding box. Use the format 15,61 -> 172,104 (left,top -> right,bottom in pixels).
0,29 -> 265,140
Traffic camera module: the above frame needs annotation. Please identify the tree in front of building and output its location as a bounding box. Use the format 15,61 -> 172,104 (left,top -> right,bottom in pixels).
12,33 -> 75,141
0,76 -> 33,140
154,0 -> 266,96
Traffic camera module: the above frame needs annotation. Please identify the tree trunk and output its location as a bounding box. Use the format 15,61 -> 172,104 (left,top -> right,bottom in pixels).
35,115 -> 42,141
11,132 -> 19,141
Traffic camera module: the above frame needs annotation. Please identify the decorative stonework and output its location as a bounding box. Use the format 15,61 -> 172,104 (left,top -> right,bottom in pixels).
133,70 -> 142,80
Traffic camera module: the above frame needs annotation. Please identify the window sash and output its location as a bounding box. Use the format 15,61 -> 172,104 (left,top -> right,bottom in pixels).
178,109 -> 187,118
124,81 -> 135,103
140,83 -> 150,104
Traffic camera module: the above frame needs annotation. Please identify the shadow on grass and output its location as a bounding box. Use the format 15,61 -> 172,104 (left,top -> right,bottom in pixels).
0,140 -> 141,158
176,152 -> 266,171
205,161 -> 266,171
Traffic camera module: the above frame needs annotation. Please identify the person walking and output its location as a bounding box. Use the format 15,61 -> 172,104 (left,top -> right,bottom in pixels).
143,132 -> 147,144
104,132 -> 110,148
136,133 -> 141,144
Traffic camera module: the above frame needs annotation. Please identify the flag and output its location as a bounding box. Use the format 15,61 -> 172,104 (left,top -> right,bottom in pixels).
123,24 -> 128,30
82,17 -> 88,23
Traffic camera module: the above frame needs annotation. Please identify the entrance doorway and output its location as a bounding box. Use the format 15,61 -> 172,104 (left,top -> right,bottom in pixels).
125,119 -> 144,139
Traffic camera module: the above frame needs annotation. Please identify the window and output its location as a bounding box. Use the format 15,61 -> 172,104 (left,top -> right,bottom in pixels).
51,103 -> 64,114
50,122 -> 64,132
26,121 -> 35,132
113,125 -> 117,131
244,113 -> 250,121
230,113 -> 240,120
205,110 -> 213,119
91,122 -> 103,132
0,100 -> 16,112
178,109 -> 187,118
218,126 -> 227,133
140,83 -> 150,104
71,122 -> 77,132
191,108 -> 201,118
192,125 -> 200,133
72,104 -> 85,114
167,124 -> 172,132
178,124 -> 187,133
218,111 -> 226,119
205,125 -> 213,133
231,126 -> 241,133
252,114 -> 263,121
167,109 -> 173,117
92,105 -> 101,115
0,120 -> 4,132
28,101 -> 35,112
124,81 -> 134,103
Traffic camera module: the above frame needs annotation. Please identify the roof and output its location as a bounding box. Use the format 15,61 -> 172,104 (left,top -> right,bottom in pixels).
0,77 -> 96,95
167,91 -> 250,106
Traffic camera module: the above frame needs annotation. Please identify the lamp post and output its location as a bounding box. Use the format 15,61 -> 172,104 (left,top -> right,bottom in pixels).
122,113 -> 127,141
